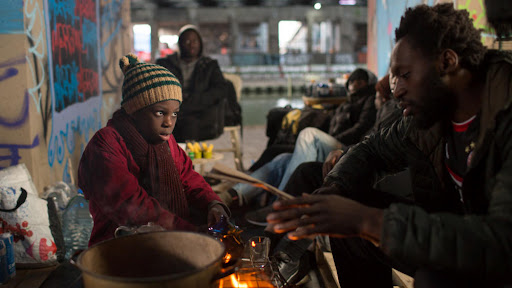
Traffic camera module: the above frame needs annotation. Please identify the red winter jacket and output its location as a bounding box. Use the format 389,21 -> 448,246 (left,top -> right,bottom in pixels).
78,124 -> 221,246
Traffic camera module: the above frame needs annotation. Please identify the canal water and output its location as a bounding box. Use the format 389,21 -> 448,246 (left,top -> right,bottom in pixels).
240,96 -> 304,126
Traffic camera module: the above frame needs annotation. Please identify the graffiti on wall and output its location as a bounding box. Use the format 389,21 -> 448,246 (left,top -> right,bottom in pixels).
25,0 -> 52,139
100,0 -> 127,120
0,54 -> 40,169
0,136 -> 40,170
0,0 -> 25,34
458,0 -> 493,35
44,0 -> 102,167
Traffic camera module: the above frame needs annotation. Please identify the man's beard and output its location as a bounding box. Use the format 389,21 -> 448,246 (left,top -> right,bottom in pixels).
412,70 -> 455,130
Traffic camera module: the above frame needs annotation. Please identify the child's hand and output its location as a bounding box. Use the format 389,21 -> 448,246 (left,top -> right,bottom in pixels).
208,203 -> 229,226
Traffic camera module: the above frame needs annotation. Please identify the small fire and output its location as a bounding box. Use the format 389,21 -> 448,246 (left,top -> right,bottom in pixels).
251,241 -> 256,247
224,253 -> 232,263
230,274 -> 248,288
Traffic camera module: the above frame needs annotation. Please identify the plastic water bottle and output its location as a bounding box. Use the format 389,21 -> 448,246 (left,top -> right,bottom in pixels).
61,191 -> 93,259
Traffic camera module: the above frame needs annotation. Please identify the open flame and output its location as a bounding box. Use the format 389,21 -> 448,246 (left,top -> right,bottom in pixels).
251,241 -> 256,247
224,253 -> 232,263
230,274 -> 248,288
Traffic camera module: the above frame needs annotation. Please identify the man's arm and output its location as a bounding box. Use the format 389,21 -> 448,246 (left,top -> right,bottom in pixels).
324,117 -> 411,197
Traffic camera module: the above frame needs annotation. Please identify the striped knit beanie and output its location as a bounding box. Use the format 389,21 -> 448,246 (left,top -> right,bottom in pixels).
119,53 -> 182,114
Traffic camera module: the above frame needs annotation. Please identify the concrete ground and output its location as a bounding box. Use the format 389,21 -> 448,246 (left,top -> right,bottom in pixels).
196,124 -> 268,174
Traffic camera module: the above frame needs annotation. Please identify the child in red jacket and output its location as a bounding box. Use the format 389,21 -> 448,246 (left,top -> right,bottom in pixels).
78,54 -> 229,246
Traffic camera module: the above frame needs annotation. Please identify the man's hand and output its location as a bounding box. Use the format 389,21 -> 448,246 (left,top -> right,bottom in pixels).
208,203 -> 229,226
266,194 -> 383,243
322,150 -> 344,178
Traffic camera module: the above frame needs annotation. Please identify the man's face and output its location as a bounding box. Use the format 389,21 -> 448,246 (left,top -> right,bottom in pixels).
180,30 -> 201,59
348,79 -> 367,95
131,100 -> 180,145
390,38 -> 455,129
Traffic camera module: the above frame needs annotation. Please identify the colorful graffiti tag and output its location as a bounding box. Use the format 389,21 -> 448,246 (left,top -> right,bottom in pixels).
25,0 -> 52,139
0,54 -> 40,169
44,0 -> 102,167
100,0 -> 127,120
458,0 -> 493,35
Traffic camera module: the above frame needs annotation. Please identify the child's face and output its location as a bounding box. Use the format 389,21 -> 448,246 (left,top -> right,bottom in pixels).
132,100 -> 180,144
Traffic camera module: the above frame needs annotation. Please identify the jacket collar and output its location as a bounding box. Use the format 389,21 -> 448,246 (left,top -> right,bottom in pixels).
468,50 -> 512,168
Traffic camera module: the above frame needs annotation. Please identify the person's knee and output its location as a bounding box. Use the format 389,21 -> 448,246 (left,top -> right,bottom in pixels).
273,153 -> 293,163
297,127 -> 321,144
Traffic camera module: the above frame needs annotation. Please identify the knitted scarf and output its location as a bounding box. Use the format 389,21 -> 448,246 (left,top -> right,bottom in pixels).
110,109 -> 189,219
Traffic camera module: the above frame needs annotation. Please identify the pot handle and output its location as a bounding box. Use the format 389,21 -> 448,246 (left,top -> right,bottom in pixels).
212,258 -> 241,280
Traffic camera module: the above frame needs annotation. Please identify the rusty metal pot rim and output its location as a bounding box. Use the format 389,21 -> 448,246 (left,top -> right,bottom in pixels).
76,231 -> 226,283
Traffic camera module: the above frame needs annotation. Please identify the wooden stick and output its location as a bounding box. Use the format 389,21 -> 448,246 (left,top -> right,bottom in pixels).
207,163 -> 295,200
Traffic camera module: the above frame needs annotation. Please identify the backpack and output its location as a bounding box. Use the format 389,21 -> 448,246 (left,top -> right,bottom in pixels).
224,80 -> 242,127
274,106 -> 332,146
265,105 -> 294,147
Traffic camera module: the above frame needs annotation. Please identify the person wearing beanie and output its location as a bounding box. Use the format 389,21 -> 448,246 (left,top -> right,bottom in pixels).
156,25 -> 232,142
78,54 -> 229,246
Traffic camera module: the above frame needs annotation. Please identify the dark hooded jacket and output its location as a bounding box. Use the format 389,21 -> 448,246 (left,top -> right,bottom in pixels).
156,25 -> 229,142
328,77 -> 377,145
324,50 -> 512,283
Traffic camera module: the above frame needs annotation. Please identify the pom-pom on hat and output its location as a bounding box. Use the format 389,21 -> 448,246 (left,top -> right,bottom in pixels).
119,53 -> 182,114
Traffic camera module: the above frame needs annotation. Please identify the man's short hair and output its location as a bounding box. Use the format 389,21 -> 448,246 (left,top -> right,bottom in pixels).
395,3 -> 487,72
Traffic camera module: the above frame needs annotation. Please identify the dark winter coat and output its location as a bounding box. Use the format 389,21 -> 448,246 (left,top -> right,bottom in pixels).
328,84 -> 377,145
156,53 -> 229,142
325,50 -> 512,283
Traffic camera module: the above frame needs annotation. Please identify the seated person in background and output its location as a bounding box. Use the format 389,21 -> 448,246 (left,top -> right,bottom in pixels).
156,25 -> 229,142
249,68 -> 378,172
78,54 -> 229,246
285,73 -> 403,198
228,74 -> 397,207
268,4 -> 512,287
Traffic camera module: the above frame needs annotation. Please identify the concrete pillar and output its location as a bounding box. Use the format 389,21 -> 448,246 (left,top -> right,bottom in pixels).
267,17 -> 279,55
187,8 -> 199,26
332,19 -> 340,53
150,20 -> 160,62
340,20 -> 356,53
306,15 -> 313,54
229,15 -> 239,54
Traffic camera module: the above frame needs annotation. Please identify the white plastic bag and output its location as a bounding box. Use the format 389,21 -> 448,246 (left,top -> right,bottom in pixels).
0,164 -> 58,266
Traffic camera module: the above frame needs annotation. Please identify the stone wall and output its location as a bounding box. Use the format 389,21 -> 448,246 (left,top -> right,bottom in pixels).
0,0 -> 131,194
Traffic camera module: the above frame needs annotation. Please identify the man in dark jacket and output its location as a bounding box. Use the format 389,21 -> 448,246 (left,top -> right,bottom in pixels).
268,4 -> 512,288
156,25 -> 229,142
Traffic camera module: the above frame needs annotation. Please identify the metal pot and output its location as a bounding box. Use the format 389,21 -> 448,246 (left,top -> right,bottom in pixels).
75,231 -> 230,288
